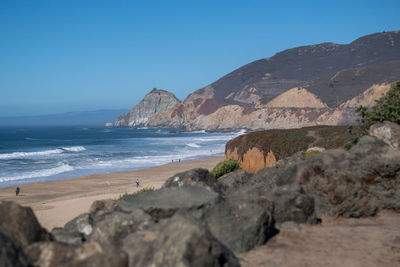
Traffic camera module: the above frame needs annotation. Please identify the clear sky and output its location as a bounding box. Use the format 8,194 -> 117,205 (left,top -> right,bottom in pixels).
1,0 -> 399,116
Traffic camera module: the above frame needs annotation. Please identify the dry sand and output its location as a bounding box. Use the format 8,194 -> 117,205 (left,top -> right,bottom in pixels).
0,156 -> 224,230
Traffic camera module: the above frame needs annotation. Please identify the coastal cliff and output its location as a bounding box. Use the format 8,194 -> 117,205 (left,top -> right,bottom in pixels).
114,89 -> 180,127
225,125 -> 365,173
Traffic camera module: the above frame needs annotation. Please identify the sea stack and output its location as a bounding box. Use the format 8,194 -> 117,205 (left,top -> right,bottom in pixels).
114,88 -> 181,127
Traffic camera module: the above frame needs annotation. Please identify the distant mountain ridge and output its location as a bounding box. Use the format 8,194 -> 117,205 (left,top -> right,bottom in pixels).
115,31 -> 400,131
187,31 -> 400,107
0,109 -> 129,126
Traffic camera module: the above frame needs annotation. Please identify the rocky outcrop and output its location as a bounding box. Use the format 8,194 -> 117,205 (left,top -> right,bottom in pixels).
369,121 -> 400,151
0,233 -> 29,267
114,89 -> 180,127
0,201 -> 49,248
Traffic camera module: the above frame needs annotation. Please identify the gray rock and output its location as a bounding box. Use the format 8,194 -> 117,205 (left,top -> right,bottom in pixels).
118,186 -> 221,220
218,169 -> 254,194
289,136 -> 400,217
163,168 -> 221,193
88,209 -> 152,247
200,201 -> 275,253
369,121 -> 400,151
51,227 -> 84,245
122,214 -> 239,267
0,201 -> 49,247
0,233 -> 29,267
64,213 -> 94,238
114,89 -> 181,127
268,184 -> 316,224
26,241 -> 128,267
225,173 -> 317,224
89,199 -> 118,217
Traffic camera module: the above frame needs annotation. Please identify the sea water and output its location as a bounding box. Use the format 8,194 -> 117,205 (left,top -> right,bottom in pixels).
0,127 -> 245,188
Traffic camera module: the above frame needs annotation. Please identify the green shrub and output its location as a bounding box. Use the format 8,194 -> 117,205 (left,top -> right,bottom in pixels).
211,158 -> 240,178
134,187 -> 154,194
304,150 -> 320,158
117,187 -> 155,201
357,81 -> 400,127
117,192 -> 128,200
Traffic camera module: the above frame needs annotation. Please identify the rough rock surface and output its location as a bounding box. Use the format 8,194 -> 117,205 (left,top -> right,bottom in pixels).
114,88 -> 180,127
0,233 -> 29,267
118,186 -> 221,220
88,209 -> 152,247
163,168 -> 221,193
122,214 -> 240,267
369,120 -> 400,151
253,135 -> 400,217
26,241 -> 128,267
89,199 -> 118,217
199,201 -> 275,253
0,200 -> 49,248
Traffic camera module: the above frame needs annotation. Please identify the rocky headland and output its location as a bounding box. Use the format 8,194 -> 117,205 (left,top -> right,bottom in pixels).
1,121 -> 399,266
114,88 -> 181,127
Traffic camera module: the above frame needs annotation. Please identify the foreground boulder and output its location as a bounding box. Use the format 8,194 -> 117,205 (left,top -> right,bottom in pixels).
0,200 -> 49,248
163,168 -> 221,193
199,200 -> 275,253
0,233 -> 29,267
263,135 -> 400,217
122,214 -> 240,267
118,186 -> 221,220
26,241 -> 128,267
88,209 -> 152,247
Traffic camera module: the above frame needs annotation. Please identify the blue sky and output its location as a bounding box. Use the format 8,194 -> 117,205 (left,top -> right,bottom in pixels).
1,0 -> 399,116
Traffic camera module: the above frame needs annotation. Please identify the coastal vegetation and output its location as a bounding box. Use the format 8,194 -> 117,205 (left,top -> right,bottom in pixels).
226,125 -> 364,162
211,158 -> 240,178
357,81 -> 400,127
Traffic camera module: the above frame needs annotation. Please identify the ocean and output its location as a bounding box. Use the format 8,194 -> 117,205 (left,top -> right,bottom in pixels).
0,127 -> 244,188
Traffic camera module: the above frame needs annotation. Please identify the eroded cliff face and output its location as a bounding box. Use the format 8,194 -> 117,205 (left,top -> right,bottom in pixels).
148,83 -> 388,131
114,89 -> 180,127
226,147 -> 276,173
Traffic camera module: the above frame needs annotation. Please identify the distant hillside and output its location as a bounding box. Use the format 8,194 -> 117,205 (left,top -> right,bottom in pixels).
0,109 -> 129,126
188,31 -> 400,107
118,31 -> 400,131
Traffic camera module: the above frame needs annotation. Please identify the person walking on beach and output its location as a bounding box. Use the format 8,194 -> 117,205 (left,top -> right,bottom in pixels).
136,178 -> 140,188
16,186 -> 20,196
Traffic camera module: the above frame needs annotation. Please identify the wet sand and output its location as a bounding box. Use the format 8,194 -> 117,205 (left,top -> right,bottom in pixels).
0,156 -> 224,230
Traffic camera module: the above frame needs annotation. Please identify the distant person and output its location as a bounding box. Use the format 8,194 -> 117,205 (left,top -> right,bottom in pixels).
136,178 -> 140,188
16,186 -> 20,196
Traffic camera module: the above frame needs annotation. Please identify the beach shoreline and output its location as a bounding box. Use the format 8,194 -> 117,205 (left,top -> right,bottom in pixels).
0,156 -> 224,230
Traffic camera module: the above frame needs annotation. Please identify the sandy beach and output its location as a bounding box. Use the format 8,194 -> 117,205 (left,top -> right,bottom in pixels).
0,156 -> 224,230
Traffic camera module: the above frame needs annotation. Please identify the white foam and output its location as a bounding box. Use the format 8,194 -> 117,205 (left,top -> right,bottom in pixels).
0,146 -> 86,160
0,149 -> 64,159
61,146 -> 86,152
186,143 -> 201,148
0,163 -> 74,182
